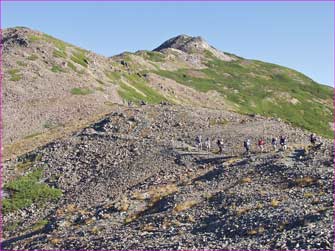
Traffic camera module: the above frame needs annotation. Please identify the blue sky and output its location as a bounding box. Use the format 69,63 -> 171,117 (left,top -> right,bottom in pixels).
2,1 -> 334,86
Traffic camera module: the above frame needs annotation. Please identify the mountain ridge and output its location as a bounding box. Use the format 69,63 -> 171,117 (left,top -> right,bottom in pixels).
2,26 -> 333,159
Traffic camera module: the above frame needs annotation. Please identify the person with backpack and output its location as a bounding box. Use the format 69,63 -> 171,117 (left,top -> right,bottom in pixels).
280,135 -> 287,151
258,138 -> 265,152
205,138 -> 211,152
195,135 -> 202,150
310,133 -> 317,146
271,137 -> 277,151
243,139 -> 251,155
217,138 -> 224,154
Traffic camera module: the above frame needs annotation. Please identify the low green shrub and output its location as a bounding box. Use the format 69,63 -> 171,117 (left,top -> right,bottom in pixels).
53,49 -> 67,59
17,61 -> 28,67
9,69 -> 22,81
71,49 -> 89,68
51,65 -> 65,73
70,87 -> 94,95
3,169 -> 62,214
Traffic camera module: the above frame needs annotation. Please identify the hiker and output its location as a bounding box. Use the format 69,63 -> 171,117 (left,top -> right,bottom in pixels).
205,138 -> 211,152
271,137 -> 277,151
217,138 -> 224,154
195,135 -> 202,150
280,135 -> 287,151
243,139 -> 251,155
258,138 -> 265,152
310,133 -> 317,146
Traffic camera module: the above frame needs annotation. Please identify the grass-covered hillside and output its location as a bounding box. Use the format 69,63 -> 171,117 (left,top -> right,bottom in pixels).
148,49 -> 333,138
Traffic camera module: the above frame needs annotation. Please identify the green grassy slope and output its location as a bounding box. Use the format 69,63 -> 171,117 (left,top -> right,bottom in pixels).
7,27 -> 333,138
154,53 -> 333,138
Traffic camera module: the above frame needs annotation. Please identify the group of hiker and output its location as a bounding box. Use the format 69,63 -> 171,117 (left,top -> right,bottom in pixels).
195,133 -> 319,155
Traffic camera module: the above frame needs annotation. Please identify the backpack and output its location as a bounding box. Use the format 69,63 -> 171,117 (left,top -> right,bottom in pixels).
280,137 -> 286,144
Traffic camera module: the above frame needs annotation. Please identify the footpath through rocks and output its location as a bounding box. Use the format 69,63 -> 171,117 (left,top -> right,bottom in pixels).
2,104 -> 333,250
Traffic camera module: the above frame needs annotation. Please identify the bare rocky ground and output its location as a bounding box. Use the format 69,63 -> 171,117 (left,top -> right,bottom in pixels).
2,104 -> 333,250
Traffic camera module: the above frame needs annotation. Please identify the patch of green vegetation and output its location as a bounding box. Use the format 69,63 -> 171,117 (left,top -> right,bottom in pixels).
27,54 -> 38,61
17,61 -> 28,67
70,87 -> 94,95
144,51 -> 166,62
155,68 -> 215,92
2,169 -> 62,214
67,61 -> 77,72
42,34 -> 68,51
9,69 -> 22,81
31,219 -> 49,231
51,65 -> 65,73
4,221 -> 20,232
9,69 -> 20,75
155,55 -> 333,138
32,34 -> 69,59
17,161 -> 33,171
70,49 -> 89,68
105,71 -> 122,83
118,74 -> 167,104
53,49 -> 67,59
28,35 -> 41,42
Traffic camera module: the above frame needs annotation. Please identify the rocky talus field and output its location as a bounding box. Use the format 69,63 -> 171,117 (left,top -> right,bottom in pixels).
2,104 -> 333,250
2,26 -> 334,250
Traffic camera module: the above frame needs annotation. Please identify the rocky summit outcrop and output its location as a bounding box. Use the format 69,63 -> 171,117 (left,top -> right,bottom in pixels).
153,35 -> 232,61
2,104 -> 333,250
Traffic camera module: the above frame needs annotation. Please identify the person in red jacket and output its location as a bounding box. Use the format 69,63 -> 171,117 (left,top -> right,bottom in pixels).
258,138 -> 265,152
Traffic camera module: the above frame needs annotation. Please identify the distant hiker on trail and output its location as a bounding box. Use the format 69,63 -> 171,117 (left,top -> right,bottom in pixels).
243,139 -> 251,155
258,138 -> 265,152
195,135 -> 202,150
310,133 -> 317,146
217,138 -> 224,154
271,137 -> 277,151
205,138 -> 211,152
280,135 -> 287,151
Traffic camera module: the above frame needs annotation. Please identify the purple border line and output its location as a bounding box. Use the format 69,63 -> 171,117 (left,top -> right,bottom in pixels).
0,6 -> 2,251
0,0 -> 334,2
0,0 -> 334,251
333,1 -> 335,251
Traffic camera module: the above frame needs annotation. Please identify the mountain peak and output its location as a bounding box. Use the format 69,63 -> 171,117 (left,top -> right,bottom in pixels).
153,34 -> 207,52
154,34 -> 233,61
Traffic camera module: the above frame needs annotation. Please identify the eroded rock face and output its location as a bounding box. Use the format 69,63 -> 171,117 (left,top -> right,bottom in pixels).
2,28 -> 31,50
2,105 -> 333,250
